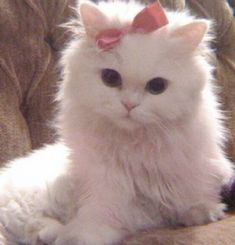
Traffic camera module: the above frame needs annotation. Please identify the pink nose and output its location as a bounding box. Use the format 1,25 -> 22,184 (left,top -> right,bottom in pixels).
122,101 -> 138,112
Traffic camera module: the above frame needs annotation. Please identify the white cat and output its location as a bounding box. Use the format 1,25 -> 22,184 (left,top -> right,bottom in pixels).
0,1 -> 234,245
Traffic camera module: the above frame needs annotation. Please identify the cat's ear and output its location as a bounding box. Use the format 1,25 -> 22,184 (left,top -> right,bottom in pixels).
169,20 -> 209,53
79,1 -> 108,38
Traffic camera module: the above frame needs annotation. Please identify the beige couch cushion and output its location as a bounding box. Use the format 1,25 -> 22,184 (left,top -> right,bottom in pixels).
0,0 -> 75,164
0,1 -> 234,244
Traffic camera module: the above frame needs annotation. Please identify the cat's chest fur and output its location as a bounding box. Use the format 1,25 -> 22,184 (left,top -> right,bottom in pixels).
112,139 -> 186,228
73,129 -> 187,228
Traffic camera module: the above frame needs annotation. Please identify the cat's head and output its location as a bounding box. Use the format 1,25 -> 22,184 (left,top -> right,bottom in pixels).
60,0 -> 213,133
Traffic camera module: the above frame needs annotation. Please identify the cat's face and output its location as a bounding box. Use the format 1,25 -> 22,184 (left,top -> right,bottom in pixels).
62,1 -> 211,131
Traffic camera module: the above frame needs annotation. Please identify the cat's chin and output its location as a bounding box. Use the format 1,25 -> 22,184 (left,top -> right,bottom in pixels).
113,116 -> 142,131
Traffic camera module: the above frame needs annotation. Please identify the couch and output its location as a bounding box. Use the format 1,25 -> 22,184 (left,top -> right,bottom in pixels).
0,0 -> 234,244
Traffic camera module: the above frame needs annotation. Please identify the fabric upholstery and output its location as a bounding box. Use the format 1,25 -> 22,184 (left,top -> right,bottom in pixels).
0,0 -> 76,164
0,0 -> 234,245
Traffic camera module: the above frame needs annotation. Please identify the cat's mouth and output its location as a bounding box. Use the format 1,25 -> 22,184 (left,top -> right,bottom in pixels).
123,111 -> 136,121
117,112 -> 141,129
123,112 -> 132,119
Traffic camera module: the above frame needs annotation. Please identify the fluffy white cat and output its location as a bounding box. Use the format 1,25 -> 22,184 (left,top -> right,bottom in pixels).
0,1 -> 234,245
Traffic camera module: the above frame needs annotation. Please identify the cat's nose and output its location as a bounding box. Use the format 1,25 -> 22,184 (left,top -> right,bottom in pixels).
121,101 -> 139,112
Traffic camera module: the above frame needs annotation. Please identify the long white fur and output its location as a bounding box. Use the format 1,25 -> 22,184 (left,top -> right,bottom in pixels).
0,1 -> 234,245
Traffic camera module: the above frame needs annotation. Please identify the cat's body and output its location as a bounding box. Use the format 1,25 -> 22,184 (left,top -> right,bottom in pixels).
0,1 -> 234,245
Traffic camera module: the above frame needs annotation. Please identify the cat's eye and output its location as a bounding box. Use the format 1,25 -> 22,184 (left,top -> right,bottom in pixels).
101,69 -> 122,88
145,77 -> 167,95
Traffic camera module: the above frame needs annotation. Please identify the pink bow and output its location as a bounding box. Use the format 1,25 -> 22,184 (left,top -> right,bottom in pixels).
95,1 -> 168,50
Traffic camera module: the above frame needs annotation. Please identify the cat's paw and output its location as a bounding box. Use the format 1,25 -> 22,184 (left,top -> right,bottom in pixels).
37,218 -> 64,245
55,231 -> 121,245
180,203 -> 225,226
209,203 -> 225,222
54,223 -> 125,245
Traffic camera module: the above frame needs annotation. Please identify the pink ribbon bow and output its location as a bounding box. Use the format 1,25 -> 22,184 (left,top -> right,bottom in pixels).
95,1 -> 168,50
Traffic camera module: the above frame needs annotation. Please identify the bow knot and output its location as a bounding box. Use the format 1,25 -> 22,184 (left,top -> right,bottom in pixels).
95,1 -> 168,50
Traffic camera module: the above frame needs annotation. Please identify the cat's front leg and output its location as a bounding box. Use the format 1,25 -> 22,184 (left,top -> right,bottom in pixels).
37,218 -> 64,245
54,212 -> 127,245
178,202 -> 225,227
176,157 -> 233,227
